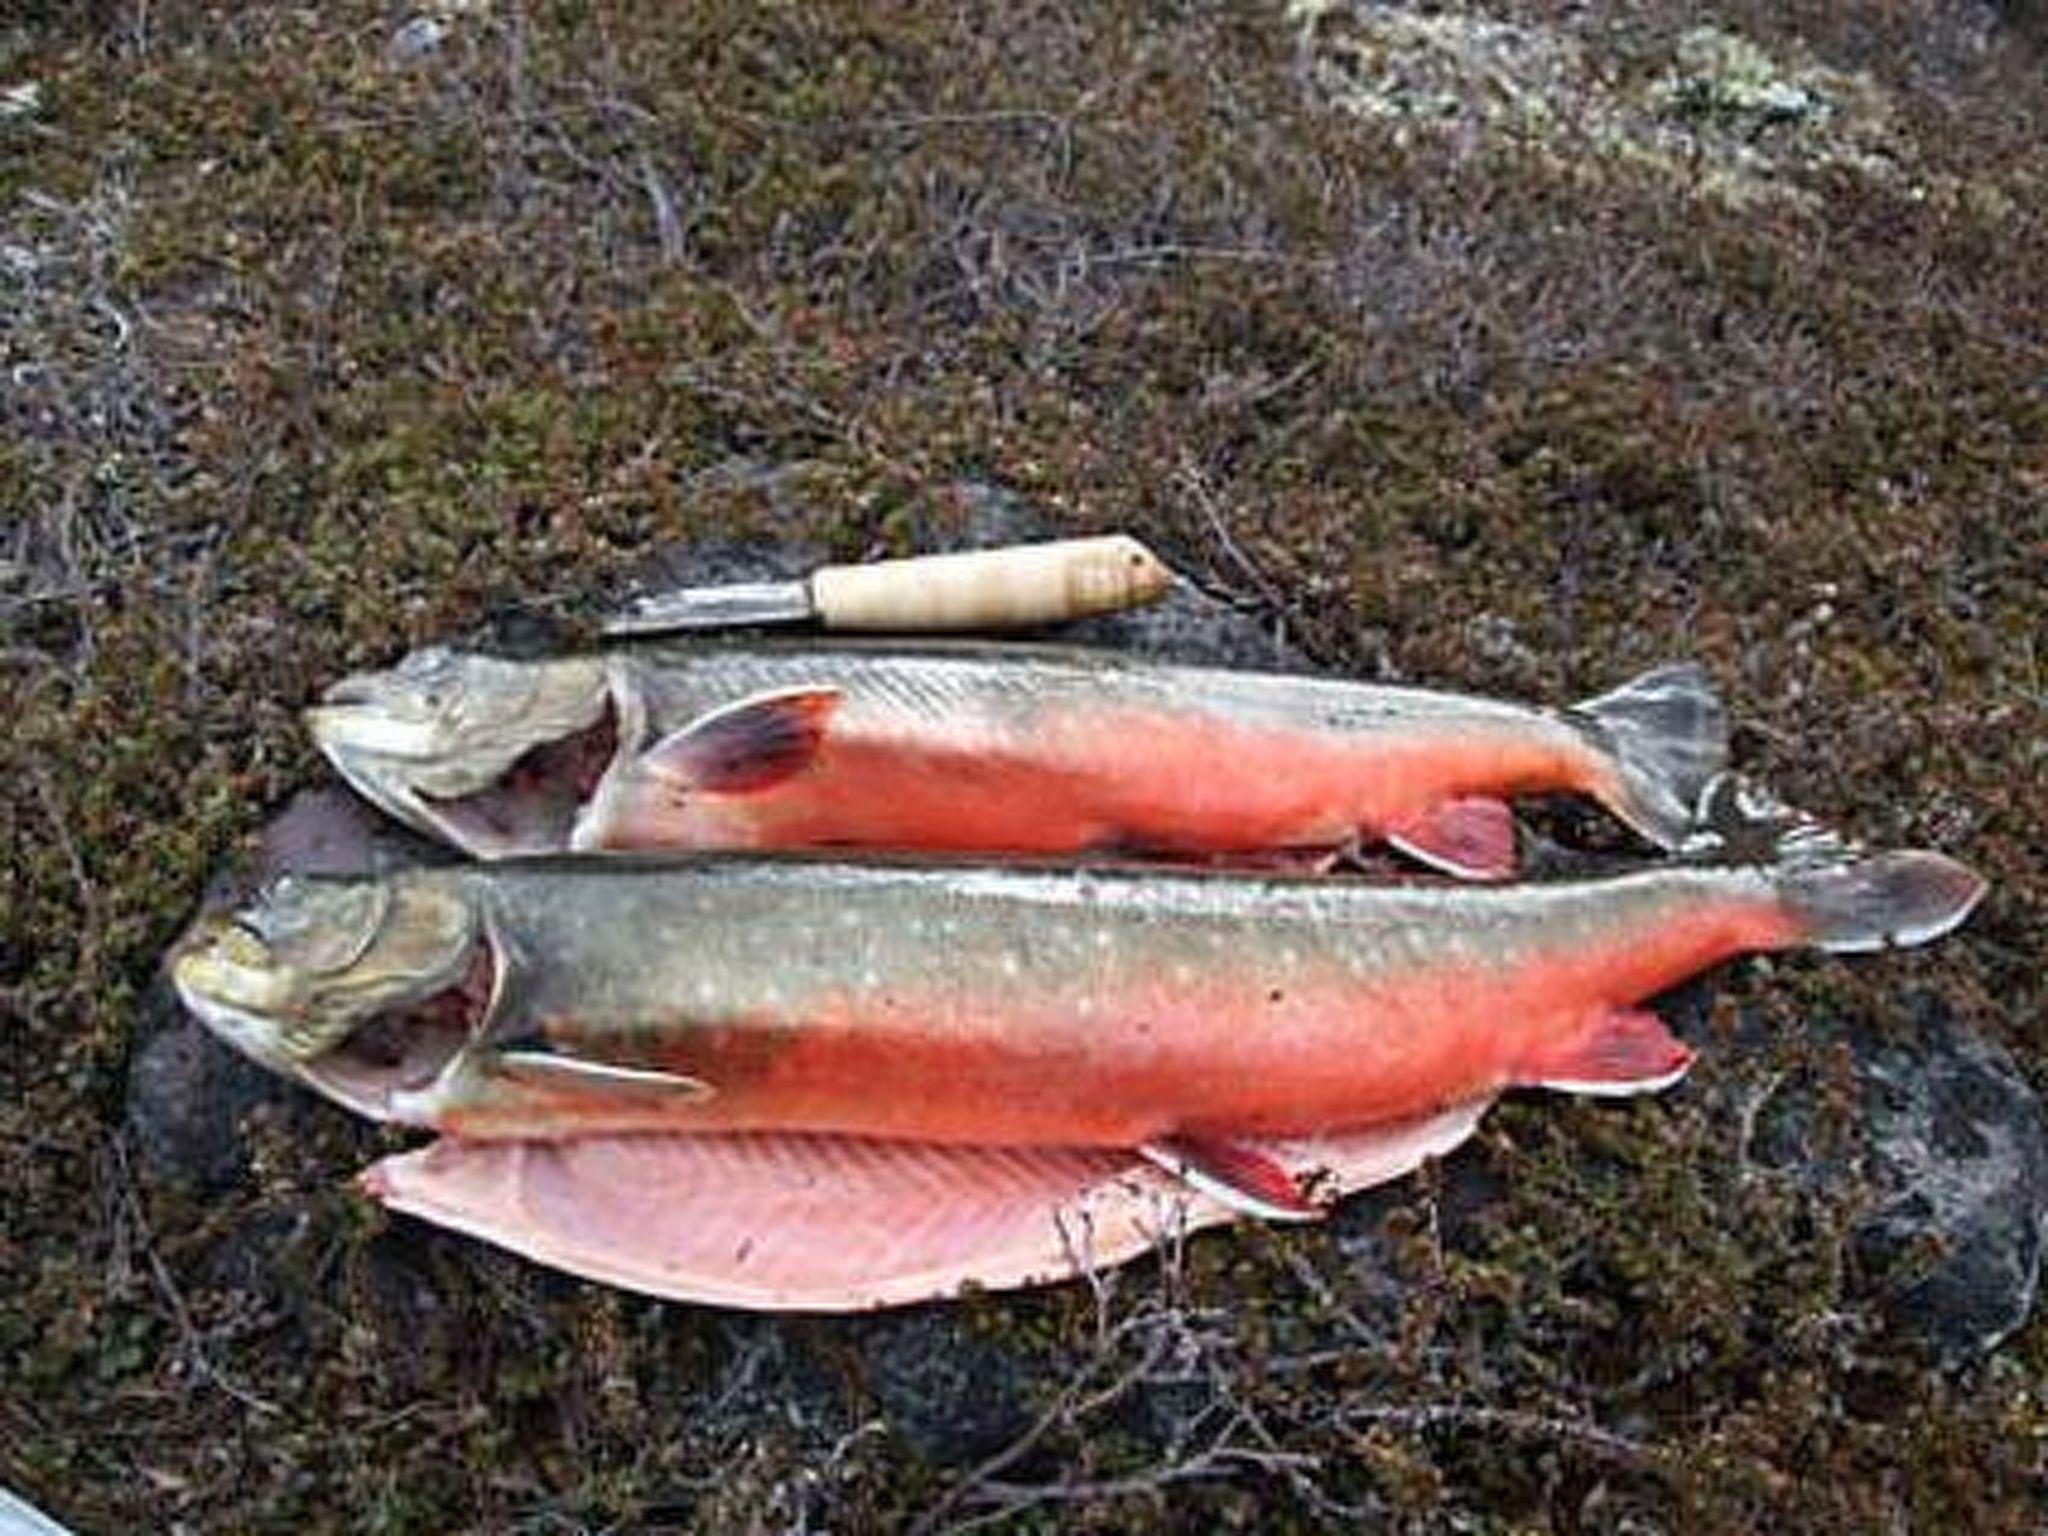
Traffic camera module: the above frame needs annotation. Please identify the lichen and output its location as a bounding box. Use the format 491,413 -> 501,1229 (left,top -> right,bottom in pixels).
1290,2 -> 1991,211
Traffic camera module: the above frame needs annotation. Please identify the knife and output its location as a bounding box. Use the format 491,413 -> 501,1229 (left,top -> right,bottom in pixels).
601,534 -> 1175,636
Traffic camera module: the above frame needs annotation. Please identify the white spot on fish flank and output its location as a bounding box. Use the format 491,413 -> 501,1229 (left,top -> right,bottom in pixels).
1001,953 -> 1022,978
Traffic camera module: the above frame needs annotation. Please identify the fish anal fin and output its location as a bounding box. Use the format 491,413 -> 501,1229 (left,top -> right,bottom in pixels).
1519,1008 -> 1694,1097
1385,797 -> 1518,881
640,687 -> 841,796
1142,1135 -> 1323,1222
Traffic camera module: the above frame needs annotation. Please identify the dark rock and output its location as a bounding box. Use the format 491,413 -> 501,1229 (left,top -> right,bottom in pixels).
127,990 -> 291,1191
1852,1001 -> 2047,1367
852,1310 -> 1035,1462
1727,994 -> 2048,1369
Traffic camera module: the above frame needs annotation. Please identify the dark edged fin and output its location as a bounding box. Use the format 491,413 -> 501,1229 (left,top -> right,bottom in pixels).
1385,796 -> 1518,881
1518,1008 -> 1695,1096
1777,850 -> 1988,954
493,1050 -> 715,1103
1140,1135 -> 1323,1222
1570,663 -> 1728,849
639,687 -> 842,795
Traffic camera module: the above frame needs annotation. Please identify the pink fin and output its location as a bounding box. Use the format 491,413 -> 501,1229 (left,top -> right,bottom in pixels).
361,1101 -> 1499,1312
1141,1135 -> 1320,1221
1385,796 -> 1518,881
639,687 -> 840,796
1518,1008 -> 1695,1096
365,1133 -> 1185,1311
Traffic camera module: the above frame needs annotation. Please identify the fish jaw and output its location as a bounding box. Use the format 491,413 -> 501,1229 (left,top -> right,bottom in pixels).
172,924 -> 322,1080
171,874 -> 490,1119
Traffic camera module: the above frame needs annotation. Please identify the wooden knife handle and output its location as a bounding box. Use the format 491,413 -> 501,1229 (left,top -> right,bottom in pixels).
808,535 -> 1174,631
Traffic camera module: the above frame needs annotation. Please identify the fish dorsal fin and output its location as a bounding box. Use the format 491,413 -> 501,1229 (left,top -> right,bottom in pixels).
639,687 -> 841,796
1140,1134 -> 1322,1222
1518,1007 -> 1694,1096
495,1050 -> 715,1103
1385,796 -> 1519,881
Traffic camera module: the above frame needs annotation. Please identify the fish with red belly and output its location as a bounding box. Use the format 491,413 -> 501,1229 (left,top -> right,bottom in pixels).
170,781 -> 1984,1310
306,640 -> 1727,879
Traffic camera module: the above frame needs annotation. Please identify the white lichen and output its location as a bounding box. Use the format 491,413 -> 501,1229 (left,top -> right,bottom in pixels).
1288,3 -> 1953,211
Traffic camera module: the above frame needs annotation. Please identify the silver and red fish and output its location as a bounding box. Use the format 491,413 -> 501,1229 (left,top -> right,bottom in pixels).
305,640 -> 1728,879
171,782 -> 1984,1310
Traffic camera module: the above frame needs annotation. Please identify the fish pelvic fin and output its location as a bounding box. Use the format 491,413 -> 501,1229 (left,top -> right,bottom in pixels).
639,686 -> 841,797
1519,1008 -> 1695,1097
1386,796 -> 1519,880
1141,1135 -> 1324,1222
1570,662 -> 1728,849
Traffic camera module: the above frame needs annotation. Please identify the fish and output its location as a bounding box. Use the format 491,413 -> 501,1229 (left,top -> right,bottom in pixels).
305,639 -> 1729,880
171,781 -> 1984,1307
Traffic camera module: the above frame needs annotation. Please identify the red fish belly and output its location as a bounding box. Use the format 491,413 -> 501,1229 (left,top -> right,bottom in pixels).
498,894 -> 1793,1147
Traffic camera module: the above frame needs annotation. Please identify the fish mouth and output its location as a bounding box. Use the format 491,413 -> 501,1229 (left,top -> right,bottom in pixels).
311,694 -> 624,859
176,933 -> 499,1124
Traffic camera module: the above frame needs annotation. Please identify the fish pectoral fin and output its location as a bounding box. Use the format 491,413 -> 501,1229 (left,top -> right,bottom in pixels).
639,687 -> 842,796
1140,1135 -> 1324,1222
1385,796 -> 1519,881
1518,1008 -> 1695,1096
494,1050 -> 716,1103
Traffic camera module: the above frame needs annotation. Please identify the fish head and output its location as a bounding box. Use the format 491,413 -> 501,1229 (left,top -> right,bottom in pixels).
306,648 -> 618,857
172,874 -> 488,1119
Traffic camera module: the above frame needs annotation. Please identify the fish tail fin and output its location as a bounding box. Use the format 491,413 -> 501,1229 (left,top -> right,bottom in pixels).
1776,850 -> 1987,953
1569,662 -> 1728,848
1685,775 -> 1988,953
